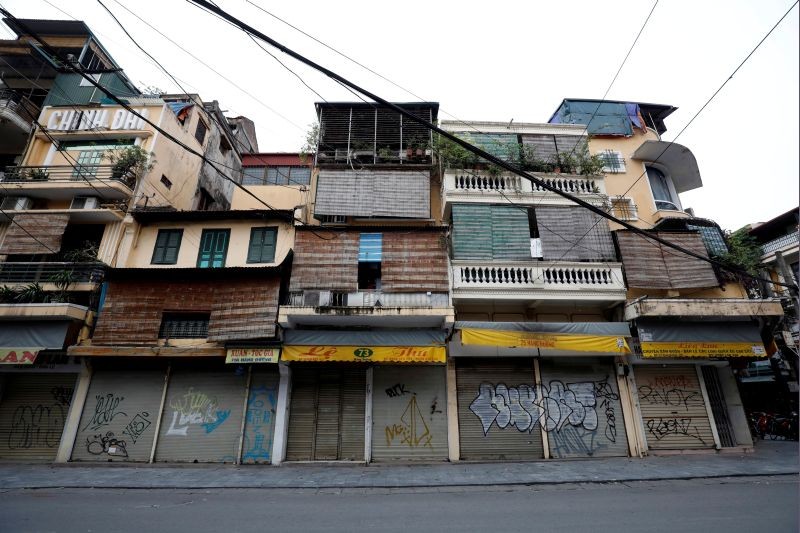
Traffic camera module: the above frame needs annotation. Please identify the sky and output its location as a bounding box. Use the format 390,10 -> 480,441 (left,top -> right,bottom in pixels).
1,0 -> 798,231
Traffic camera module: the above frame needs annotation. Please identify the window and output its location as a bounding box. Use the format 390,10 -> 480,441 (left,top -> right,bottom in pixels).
195,119 -> 208,145
160,175 -> 173,189
196,188 -> 216,211
219,135 -> 232,155
197,229 -> 230,268
242,167 -> 266,185
159,312 -> 210,339
247,227 -> 277,263
151,229 -> 183,264
241,165 -> 311,186
598,150 -> 626,173
78,73 -> 102,87
72,150 -> 103,178
358,233 -> 382,290
528,209 -> 542,258
687,224 -> 728,257
610,197 -> 638,221
646,166 -> 680,211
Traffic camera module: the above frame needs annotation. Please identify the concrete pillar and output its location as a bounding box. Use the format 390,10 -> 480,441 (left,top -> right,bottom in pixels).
615,359 -> 642,457
364,367 -> 373,464
271,363 -> 292,465
55,359 -> 92,463
533,358 -> 549,459
696,365 -> 722,450
717,364 -> 753,447
42,143 -> 57,166
626,365 -> 650,455
446,357 -> 459,461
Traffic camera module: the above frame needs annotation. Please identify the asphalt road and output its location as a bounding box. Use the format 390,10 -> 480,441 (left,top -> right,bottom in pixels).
0,476 -> 796,533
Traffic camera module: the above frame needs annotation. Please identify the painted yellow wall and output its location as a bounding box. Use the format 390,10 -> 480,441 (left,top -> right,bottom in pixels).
124,219 -> 295,268
231,185 -> 310,212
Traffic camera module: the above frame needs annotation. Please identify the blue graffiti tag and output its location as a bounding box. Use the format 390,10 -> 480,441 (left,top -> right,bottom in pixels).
201,410 -> 230,433
242,385 -> 277,461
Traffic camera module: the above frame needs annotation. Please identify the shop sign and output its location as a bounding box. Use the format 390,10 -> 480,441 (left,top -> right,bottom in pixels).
225,348 -> 279,364
281,345 -> 446,363
461,328 -> 630,353
0,348 -> 40,365
46,108 -> 150,131
640,342 -> 766,358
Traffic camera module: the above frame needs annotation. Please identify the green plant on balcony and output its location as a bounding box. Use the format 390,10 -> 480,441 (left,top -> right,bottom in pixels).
105,146 -> 155,187
432,134 -> 478,169
28,168 -> 49,181
14,282 -> 47,304
0,285 -> 15,303
62,241 -> 100,263
377,146 -> 396,162
299,122 -> 320,163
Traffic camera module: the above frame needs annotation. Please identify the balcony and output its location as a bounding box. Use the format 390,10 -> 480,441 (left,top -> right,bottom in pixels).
0,262 -> 104,292
278,290 -> 454,328
451,260 -> 626,302
0,89 -> 39,133
1,165 -> 135,200
761,233 -> 798,258
442,170 -> 606,211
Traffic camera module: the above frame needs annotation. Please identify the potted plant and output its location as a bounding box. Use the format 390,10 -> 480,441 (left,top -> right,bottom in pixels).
105,146 -> 155,186
28,168 -> 49,181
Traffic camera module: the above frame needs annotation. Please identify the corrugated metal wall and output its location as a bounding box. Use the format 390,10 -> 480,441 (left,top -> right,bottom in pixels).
372,366 -> 448,461
241,369 -> 279,464
72,370 -> 165,462
155,370 -> 247,463
0,373 -> 77,460
456,359 -> 544,460
285,366 -> 365,461
635,365 -> 715,450
539,359 -> 629,458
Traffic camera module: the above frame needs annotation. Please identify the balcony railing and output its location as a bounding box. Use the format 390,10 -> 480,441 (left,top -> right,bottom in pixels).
444,171 -> 605,198
762,233 -> 798,255
285,290 -> 449,308
1,165 -> 135,189
0,89 -> 40,128
452,261 -> 626,293
0,262 -> 104,286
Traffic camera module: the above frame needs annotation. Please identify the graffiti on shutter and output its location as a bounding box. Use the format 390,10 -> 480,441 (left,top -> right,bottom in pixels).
241,371 -> 279,464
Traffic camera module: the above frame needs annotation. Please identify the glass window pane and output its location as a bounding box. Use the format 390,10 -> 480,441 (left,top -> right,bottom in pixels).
289,166 -> 311,185
242,167 -> 266,185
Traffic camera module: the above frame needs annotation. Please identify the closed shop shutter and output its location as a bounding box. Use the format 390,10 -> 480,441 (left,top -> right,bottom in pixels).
372,366 -> 448,461
241,368 -> 279,464
285,365 -> 365,461
155,369 -> 247,463
635,365 -> 714,449
456,358 -> 544,460
538,359 -> 629,458
72,370 -> 165,462
0,373 -> 77,460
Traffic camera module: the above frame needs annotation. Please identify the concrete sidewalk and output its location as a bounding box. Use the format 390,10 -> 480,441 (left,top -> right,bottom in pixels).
1,441 -> 796,490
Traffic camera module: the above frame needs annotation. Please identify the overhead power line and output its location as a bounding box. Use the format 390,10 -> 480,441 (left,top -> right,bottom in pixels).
185,0 -> 796,291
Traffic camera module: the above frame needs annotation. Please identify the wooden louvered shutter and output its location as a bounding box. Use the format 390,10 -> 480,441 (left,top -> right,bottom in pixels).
452,204 -> 492,260
490,205 -> 531,260
661,232 -> 719,288
615,231 -> 671,289
535,206 -> 581,261
572,208 -> 616,261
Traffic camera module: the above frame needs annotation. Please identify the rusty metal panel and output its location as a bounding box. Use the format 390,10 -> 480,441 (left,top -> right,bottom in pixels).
381,231 -> 449,292
0,214 -> 70,255
289,231 -> 359,291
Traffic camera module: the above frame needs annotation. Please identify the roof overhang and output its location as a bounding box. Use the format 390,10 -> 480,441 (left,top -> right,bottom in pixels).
632,140 -> 702,193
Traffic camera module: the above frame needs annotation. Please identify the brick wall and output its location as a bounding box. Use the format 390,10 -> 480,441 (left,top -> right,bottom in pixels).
92,276 -> 280,345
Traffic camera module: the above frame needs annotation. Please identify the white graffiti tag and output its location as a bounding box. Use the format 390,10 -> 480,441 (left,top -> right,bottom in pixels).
166,388 -> 230,437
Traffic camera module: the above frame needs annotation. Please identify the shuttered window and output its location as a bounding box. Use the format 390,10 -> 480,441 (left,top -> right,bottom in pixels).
452,204 -> 529,260
151,229 -> 183,264
536,206 -> 616,261
358,233 -> 382,262
247,227 -> 277,263
197,229 -> 230,268
598,150 -> 626,173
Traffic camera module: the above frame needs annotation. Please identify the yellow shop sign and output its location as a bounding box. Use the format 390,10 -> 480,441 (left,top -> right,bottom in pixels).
461,328 -> 630,353
281,345 -> 446,363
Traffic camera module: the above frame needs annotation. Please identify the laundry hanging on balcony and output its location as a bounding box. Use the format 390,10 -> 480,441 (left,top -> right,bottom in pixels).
457,321 -> 631,354
281,329 -> 446,363
636,320 -> 766,358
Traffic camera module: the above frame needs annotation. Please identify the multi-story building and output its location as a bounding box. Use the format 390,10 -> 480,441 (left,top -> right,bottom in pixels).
550,99 -> 783,453
275,102 -> 454,463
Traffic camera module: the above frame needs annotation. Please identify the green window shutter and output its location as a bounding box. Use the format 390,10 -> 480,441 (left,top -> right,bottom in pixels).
247,227 -> 277,263
452,204 -> 492,260
490,205 -> 531,260
152,229 -> 182,264
197,229 -> 230,268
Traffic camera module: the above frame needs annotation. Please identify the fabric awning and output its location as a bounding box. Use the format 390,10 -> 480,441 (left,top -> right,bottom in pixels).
456,321 -> 630,354
636,320 -> 765,358
0,320 -> 72,364
282,329 -> 445,363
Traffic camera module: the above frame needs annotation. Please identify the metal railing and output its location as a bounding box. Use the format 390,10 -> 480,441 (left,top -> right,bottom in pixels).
762,233 -> 798,255
0,89 -> 40,126
0,262 -> 104,285
2,165 -> 135,188
285,290 -> 449,308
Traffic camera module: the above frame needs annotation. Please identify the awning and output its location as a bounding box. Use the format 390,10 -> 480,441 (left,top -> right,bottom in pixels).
636,320 -> 766,358
456,321 -> 630,354
282,329 -> 446,363
0,348 -> 40,364
0,320 -> 71,349
631,140 -> 702,193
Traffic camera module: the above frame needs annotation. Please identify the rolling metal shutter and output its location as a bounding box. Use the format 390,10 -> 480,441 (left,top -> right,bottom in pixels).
456,358 -> 544,460
72,370 -> 165,462
241,368 -> 279,464
285,365 -> 365,461
635,365 -> 714,450
0,373 -> 77,460
538,359 -> 629,458
372,366 -> 448,461
155,370 -> 247,463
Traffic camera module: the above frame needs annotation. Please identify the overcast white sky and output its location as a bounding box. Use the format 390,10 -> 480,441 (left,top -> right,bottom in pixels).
2,0 -> 798,231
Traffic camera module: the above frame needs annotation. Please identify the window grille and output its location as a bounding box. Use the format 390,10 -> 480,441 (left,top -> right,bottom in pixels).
159,313 -> 210,339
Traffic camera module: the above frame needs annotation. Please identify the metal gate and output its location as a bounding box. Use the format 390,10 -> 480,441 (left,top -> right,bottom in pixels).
539,359 -> 629,458
72,370 -> 166,462
155,369 -> 247,463
285,365 -> 365,461
701,366 -> 735,447
241,368 -> 279,464
371,366 -> 447,461
0,373 -> 77,460
456,358 -> 544,460
635,365 -> 715,449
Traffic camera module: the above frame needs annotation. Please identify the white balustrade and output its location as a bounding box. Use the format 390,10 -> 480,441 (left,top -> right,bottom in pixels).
444,170 -> 605,197
452,261 -> 625,292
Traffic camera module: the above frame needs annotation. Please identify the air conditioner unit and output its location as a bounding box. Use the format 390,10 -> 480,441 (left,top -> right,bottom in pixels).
0,196 -> 32,211
302,290 -> 331,307
347,292 -> 366,307
70,196 -> 100,210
